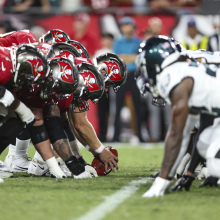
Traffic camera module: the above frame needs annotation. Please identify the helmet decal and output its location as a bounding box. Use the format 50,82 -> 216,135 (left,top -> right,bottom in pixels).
104,61 -> 122,81
26,57 -> 45,79
50,30 -> 67,42
57,60 -> 74,83
80,70 -> 100,91
58,51 -> 74,62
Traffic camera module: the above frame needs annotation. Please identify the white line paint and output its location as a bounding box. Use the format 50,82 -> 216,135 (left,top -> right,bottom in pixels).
74,177 -> 152,220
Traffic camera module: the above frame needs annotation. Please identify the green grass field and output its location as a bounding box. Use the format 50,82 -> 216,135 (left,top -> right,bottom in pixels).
0,143 -> 220,220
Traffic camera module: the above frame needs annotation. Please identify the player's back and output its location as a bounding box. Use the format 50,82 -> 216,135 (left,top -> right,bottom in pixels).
0,30 -> 37,47
157,61 -> 220,115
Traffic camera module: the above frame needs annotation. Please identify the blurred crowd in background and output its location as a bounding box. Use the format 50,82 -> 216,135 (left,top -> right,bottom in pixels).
0,0 -> 219,143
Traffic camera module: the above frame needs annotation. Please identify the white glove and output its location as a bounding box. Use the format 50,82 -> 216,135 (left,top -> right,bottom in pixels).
142,177 -> 171,198
0,89 -> 14,107
85,165 -> 98,177
73,170 -> 92,179
14,102 -> 35,124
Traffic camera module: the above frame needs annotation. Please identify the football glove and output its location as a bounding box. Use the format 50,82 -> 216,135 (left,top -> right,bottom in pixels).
198,176 -> 218,188
0,89 -> 14,107
142,177 -> 171,198
170,175 -> 195,192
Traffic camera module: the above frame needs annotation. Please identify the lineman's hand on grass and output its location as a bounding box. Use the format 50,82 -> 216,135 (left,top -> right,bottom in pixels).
198,176 -> 218,188
142,177 -> 171,198
170,175 -> 194,192
99,148 -> 118,173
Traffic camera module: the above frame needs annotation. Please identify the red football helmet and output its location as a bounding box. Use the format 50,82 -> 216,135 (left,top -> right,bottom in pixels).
14,44 -> 49,86
67,40 -> 89,58
73,62 -> 104,104
44,57 -> 79,99
46,42 -> 82,61
94,53 -> 127,93
39,29 -> 70,44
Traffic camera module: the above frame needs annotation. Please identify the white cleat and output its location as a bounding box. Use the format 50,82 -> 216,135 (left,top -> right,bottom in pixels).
197,167 -> 209,180
73,171 -> 92,179
58,161 -> 72,177
28,158 -> 50,176
0,170 -> 13,178
4,155 -> 14,170
0,160 -> 10,172
85,165 -> 98,177
10,154 -> 31,172
0,178 -> 4,183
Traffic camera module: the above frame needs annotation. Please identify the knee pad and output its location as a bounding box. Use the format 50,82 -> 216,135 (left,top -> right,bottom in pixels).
28,124 -> 49,145
44,116 -> 67,144
62,119 -> 75,142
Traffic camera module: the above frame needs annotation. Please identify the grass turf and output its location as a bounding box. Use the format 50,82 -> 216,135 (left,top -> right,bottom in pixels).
0,143 -> 219,220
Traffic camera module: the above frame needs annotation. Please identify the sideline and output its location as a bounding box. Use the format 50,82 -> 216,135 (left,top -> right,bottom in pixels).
74,177 -> 152,220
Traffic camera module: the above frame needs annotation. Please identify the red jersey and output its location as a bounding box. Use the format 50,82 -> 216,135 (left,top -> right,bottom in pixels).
0,47 -> 13,85
17,84 -> 45,109
58,94 -> 73,113
0,30 -> 37,47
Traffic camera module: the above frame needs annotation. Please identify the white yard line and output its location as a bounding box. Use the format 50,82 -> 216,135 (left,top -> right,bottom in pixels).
74,177 -> 152,220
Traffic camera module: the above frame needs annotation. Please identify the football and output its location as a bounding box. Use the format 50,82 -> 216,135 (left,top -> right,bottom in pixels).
91,148 -> 118,176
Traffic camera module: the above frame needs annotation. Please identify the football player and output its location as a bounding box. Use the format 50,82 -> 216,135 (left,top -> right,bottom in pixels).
135,35 -> 220,197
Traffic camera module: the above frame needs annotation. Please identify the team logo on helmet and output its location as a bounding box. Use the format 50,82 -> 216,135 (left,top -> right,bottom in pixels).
71,43 -> 85,57
50,30 -> 67,42
80,70 -> 100,91
57,51 -> 74,62
57,60 -> 74,83
26,57 -> 45,79
104,61 -> 122,81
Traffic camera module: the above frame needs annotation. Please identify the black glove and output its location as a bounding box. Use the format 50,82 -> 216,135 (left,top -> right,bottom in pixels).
170,175 -> 195,192
149,171 -> 160,178
198,176 -> 218,188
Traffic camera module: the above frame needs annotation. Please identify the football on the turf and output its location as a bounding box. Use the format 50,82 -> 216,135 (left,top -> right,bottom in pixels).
91,148 -> 118,176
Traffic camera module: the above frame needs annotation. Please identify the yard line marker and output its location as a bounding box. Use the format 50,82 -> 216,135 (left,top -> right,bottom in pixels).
74,177 -> 152,220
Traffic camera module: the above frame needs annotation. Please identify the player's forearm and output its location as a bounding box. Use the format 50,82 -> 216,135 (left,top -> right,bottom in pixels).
160,132 -> 182,179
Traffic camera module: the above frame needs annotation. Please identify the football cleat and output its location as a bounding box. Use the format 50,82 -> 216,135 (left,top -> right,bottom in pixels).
0,178 -> 4,183
4,155 -> 14,170
73,170 -> 92,179
91,148 -> 118,176
28,158 -> 50,176
10,154 -> 31,172
58,161 -> 72,177
0,160 -> 10,172
0,170 -> 13,178
85,165 -> 98,177
46,157 -> 66,179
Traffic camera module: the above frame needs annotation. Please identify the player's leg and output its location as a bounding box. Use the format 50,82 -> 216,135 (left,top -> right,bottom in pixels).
28,107 -> 66,178
43,105 -> 91,178
10,128 -> 31,172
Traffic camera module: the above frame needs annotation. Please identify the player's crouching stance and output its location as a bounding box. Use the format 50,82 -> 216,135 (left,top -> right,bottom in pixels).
135,35 -> 220,197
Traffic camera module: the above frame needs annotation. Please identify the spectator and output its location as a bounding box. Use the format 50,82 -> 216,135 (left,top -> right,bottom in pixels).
112,16 -> 143,142
142,17 -> 172,142
180,18 -> 209,50
94,33 -> 114,142
69,13 -> 100,57
0,20 -> 16,34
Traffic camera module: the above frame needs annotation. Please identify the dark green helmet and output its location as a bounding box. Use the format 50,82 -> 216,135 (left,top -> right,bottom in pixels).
135,35 -> 180,106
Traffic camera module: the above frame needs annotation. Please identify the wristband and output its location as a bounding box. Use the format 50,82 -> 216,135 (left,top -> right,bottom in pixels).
85,145 -> 91,151
94,144 -> 105,154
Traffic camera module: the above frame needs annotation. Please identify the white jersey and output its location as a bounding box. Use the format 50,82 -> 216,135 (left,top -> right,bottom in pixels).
181,50 -> 220,64
157,61 -> 220,116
